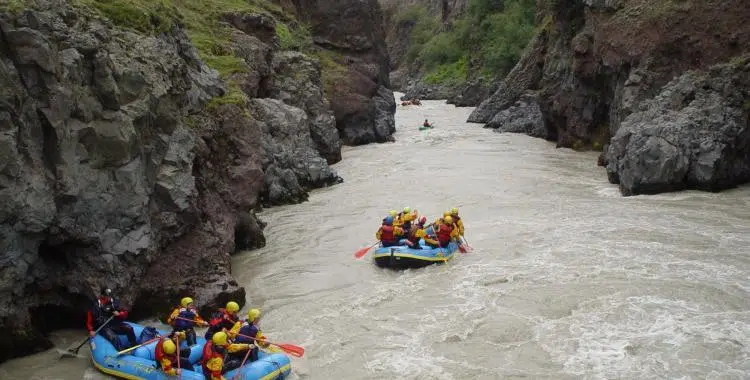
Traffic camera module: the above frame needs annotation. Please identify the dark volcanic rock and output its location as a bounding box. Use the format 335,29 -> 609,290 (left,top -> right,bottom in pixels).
280,0 -> 396,145
605,58 -> 750,195
467,0 -> 750,195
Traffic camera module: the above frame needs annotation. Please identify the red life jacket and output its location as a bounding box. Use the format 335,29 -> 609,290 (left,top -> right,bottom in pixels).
437,224 -> 452,243
380,225 -> 395,243
201,341 -> 225,375
155,338 -> 177,369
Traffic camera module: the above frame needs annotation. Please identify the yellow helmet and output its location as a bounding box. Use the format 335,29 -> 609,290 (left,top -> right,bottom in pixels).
389,210 -> 397,217
443,211 -> 451,217
226,301 -> 240,314
180,297 -> 193,308
247,308 -> 261,321
403,207 -> 411,213
162,339 -> 176,354
444,216 -> 453,224
451,207 -> 458,216
212,331 -> 228,346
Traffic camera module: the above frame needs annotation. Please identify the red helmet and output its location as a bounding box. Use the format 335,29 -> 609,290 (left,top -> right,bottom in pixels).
418,216 -> 427,225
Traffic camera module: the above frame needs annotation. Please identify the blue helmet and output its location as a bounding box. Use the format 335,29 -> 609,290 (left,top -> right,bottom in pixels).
384,216 -> 393,225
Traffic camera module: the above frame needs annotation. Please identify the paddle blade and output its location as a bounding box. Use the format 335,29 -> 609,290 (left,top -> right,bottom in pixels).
459,245 -> 467,253
275,343 -> 305,357
354,246 -> 372,258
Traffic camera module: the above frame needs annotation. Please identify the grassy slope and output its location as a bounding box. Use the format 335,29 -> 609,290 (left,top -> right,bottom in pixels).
397,0 -> 537,85
1,0 -> 347,106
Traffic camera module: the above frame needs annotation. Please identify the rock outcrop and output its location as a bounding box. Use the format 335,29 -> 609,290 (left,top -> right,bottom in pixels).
279,0 -> 396,145
0,0 -> 371,362
604,58 -> 750,195
468,0 -> 750,195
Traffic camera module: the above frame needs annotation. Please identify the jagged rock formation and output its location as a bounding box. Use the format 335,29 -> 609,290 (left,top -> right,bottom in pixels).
469,0 -> 750,195
278,0 -> 396,145
0,0 -> 390,363
604,57 -> 750,195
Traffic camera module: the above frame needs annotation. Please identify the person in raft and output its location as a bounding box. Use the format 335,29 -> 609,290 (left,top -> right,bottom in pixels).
423,119 -> 432,128
382,209 -> 398,224
155,331 -> 194,376
402,216 -> 439,249
376,216 -> 404,247
204,301 -> 241,341
87,286 -> 137,351
167,296 -> 208,346
397,206 -> 417,231
228,308 -> 269,363
450,207 -> 465,237
436,215 -> 460,248
201,331 -> 253,380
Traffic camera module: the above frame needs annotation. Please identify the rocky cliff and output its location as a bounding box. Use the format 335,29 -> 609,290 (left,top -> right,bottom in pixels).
470,0 -> 750,195
276,0 -> 396,145
0,0 -> 391,362
379,0 -> 470,98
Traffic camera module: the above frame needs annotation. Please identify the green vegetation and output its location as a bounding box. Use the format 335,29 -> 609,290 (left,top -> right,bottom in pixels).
0,0 -> 26,12
399,0 -> 537,85
313,50 -> 349,99
275,23 -> 313,51
75,0 -> 290,79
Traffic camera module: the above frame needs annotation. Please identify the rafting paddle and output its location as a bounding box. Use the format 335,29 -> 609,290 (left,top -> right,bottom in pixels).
172,317 -> 304,357
116,336 -> 161,355
175,335 -> 182,380
354,242 -> 379,258
234,333 -> 305,358
230,343 -> 254,380
60,315 -> 115,358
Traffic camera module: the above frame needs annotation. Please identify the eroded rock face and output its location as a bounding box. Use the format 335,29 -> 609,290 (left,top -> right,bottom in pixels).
468,0 -> 750,195
281,0 -> 396,145
268,51 -> 342,164
0,4 -> 233,360
605,59 -> 750,195
0,0 -> 347,362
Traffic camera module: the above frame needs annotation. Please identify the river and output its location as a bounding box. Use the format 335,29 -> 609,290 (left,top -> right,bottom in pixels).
2,93 -> 749,379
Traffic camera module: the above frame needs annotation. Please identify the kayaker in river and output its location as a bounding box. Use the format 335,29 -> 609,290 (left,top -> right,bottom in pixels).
201,331 -> 253,380
86,286 -> 137,351
167,296 -> 208,346
204,301 -> 241,341
155,331 -> 193,376
228,308 -> 269,363
423,119 -> 433,128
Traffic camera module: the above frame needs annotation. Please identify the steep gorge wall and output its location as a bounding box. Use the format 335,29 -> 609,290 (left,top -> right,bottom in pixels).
276,0 -> 397,145
470,0 -> 750,195
0,0 -> 392,362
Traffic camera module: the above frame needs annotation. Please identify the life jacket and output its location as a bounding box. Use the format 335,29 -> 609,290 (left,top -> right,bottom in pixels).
173,307 -> 197,329
407,225 -> 420,244
201,341 -> 226,374
380,225 -> 395,243
92,297 -> 117,327
155,338 -> 177,369
205,309 -> 237,339
234,321 -> 260,344
437,224 -> 453,243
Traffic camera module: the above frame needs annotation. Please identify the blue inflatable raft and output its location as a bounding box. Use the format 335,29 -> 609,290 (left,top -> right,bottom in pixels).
91,322 -> 291,380
372,240 -> 460,269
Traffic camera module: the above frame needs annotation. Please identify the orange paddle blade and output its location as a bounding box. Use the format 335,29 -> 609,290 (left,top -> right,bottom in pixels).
354,242 -> 377,258
274,343 -> 305,357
